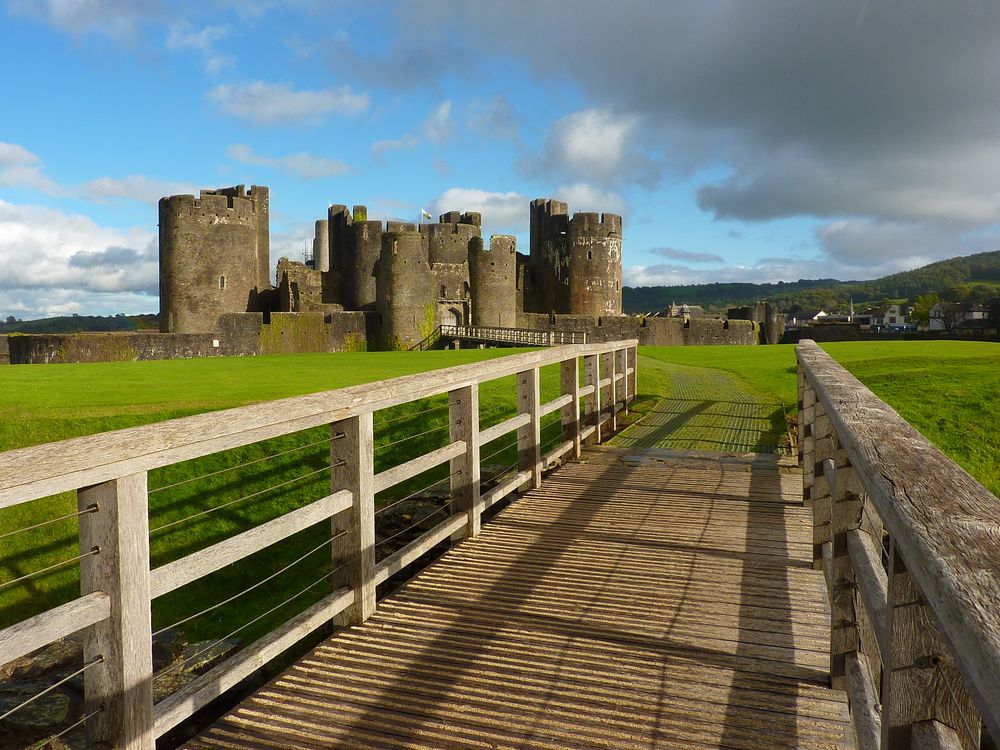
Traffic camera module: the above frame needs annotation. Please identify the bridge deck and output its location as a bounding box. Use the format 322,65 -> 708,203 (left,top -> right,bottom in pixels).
185,446 -> 853,750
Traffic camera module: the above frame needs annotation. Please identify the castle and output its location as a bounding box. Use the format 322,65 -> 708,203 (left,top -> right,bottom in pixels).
158,186 -> 623,349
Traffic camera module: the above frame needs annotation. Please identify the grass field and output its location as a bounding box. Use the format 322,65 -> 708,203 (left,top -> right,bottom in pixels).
0,340 -> 995,682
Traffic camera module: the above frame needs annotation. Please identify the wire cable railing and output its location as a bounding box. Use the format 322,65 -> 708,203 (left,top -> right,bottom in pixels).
0,546 -> 100,592
0,655 -> 103,724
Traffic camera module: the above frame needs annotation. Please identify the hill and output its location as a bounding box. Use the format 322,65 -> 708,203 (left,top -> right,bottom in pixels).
0,313 -> 158,334
624,250 -> 1000,313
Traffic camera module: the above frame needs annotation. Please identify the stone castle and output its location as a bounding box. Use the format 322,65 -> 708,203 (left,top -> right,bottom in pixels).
157,186 -> 623,349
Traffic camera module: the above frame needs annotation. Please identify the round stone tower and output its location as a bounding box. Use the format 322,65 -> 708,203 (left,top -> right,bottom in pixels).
375,230 -> 434,349
422,221 -> 481,265
312,218 -> 329,272
567,212 -> 623,316
158,187 -> 265,333
342,219 -> 382,311
469,235 -> 517,327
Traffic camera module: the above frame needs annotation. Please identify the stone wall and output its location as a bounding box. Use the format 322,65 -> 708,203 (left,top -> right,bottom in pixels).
516,313 -> 757,346
8,311 -> 370,364
0,335 -> 8,365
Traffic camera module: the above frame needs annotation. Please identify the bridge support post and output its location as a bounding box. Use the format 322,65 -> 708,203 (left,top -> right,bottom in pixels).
616,347 -> 629,418
78,473 -> 155,750
601,351 -> 614,436
450,384 -> 481,539
608,350 -> 619,432
627,345 -> 637,412
517,367 -> 542,491
330,414 -> 375,624
829,446 -> 864,690
882,539 -> 979,750
561,356 -> 581,459
583,354 -> 601,445
812,402 -> 835,571
799,369 -> 816,504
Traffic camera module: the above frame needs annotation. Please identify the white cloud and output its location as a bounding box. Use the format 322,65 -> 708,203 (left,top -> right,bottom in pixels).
79,175 -> 197,203
207,81 -> 369,126
370,134 -> 418,163
531,109 -> 660,186
423,100 -> 454,143
0,142 -> 59,194
553,183 -> 625,215
428,188 -> 527,232
0,199 -> 158,318
226,144 -> 351,180
8,0 -> 163,39
166,21 -> 232,74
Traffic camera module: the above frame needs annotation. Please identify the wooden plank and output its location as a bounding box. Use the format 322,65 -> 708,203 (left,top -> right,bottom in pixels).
578,384 -> 595,398
372,514 -> 468,586
450,385 -> 481,540
847,527 -> 889,659
539,393 -> 573,418
481,470 -> 531,510
150,490 -> 352,598
798,339 -> 1000,740
516,368 -> 541,491
331,414 -> 375,625
373,441 -> 466,494
78,473 -> 154,750
911,720 -> 964,750
0,340 -> 637,509
153,586 -> 354,738
560,357 -> 581,460
542,439 -> 574,468
479,413 -> 531,446
583,353 -> 600,445
829,449 -> 862,689
0,592 -> 110,667
844,650 -> 880,750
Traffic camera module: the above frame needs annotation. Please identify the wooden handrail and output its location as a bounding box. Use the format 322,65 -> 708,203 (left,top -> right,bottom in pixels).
0,339 -> 638,749
797,339 -> 1000,748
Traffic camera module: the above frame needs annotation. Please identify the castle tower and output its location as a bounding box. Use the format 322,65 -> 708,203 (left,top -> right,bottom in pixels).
375,230 -> 434,349
344,213 -> 381,311
527,198 -> 569,313
421,219 -> 481,265
567,212 -> 622,316
469,235 -> 517,327
312,219 -> 329,272
158,185 -> 269,333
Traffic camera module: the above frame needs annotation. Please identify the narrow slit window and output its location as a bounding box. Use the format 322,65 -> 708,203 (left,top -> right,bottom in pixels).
219,275 -> 226,289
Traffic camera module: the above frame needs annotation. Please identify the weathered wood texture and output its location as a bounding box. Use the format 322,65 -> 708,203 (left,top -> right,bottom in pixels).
798,338 -> 1000,743
184,447 -> 852,750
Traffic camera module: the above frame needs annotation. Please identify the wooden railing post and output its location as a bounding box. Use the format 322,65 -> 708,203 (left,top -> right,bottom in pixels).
583,353 -> 601,445
330,414 -> 375,624
627,345 -> 637,410
607,349 -> 619,432
450,384 -> 481,538
616,347 -> 629,417
812,402 -> 835,571
882,540 -> 980,750
800,371 -> 816,503
78,473 -> 154,750
517,367 -> 542,491
560,355 -> 582,459
600,350 -> 614,436
829,445 -> 863,690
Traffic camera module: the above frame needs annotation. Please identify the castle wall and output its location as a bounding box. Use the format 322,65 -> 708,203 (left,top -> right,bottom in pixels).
158,187 -> 266,334
376,231 -> 435,349
277,258 -> 343,314
470,235 -> 517,327
567,212 -> 622,316
422,221 -> 480,265
516,313 -> 757,346
728,302 -> 786,344
526,199 -> 569,313
0,335 -> 8,365
8,311 -> 370,364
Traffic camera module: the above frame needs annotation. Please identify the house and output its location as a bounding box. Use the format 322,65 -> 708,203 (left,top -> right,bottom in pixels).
787,310 -> 828,326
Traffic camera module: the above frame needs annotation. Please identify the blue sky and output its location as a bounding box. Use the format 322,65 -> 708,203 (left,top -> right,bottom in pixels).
3,1 -> 1000,318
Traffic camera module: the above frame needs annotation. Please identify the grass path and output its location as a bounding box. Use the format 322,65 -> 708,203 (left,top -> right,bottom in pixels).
612,356 -> 788,454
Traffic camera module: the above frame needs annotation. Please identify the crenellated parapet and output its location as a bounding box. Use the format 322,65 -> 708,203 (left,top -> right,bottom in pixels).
469,235 -> 517,327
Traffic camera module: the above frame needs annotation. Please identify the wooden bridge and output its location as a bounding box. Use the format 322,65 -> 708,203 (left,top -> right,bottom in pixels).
412,324 -> 587,350
1,340 -> 998,749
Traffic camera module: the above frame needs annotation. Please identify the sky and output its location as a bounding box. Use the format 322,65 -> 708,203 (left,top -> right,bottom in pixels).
3,0 -> 1000,319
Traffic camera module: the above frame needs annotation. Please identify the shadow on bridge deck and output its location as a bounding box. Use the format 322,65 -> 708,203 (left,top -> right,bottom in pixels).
184,444 -> 851,749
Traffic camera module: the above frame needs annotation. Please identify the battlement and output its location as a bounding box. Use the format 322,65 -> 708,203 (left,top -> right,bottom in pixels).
487,235 -> 517,255
568,211 -> 622,234
530,198 -> 569,219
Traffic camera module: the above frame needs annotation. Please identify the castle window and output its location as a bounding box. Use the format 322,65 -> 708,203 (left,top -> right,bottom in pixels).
440,285 -> 447,298
219,275 -> 226,289
587,251 -> 593,260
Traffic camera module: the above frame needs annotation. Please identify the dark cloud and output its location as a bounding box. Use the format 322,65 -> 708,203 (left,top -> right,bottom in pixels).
68,246 -> 149,268
650,246 -> 724,264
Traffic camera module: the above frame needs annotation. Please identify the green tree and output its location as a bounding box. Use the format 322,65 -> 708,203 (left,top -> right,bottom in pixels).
911,293 -> 939,329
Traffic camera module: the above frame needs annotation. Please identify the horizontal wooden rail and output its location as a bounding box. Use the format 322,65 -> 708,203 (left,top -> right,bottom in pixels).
0,339 -> 638,749
0,592 -> 110,665
372,441 -> 465,494
798,338 -> 1000,747
151,490 -> 352,598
